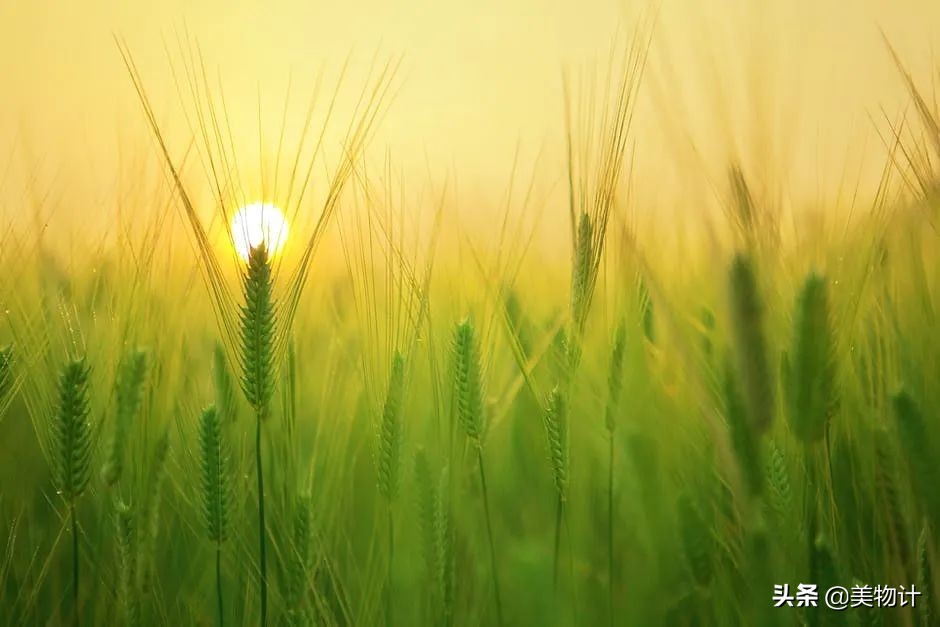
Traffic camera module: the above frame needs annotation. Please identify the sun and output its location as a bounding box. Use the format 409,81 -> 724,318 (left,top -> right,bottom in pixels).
231,202 -> 289,262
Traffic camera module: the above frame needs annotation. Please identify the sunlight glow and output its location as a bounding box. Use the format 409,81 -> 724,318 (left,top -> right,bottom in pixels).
231,202 -> 289,261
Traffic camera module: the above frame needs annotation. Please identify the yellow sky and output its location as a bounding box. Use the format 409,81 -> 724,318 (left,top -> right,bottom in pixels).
1,0 -> 938,241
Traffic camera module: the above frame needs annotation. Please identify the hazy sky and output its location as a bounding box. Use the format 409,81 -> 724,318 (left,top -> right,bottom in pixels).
1,0 -> 938,237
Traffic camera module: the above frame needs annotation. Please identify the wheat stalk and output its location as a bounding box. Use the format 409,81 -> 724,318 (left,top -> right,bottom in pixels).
451,318 -> 503,625
114,499 -> 140,627
51,357 -> 92,626
238,243 -> 276,626
198,405 -> 231,627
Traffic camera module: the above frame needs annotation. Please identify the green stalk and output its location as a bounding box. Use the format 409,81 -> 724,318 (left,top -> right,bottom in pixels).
255,415 -> 267,625
451,319 -> 503,626
386,506 -> 394,625
477,451 -> 504,626
604,321 -> 626,626
543,385 -> 568,590
216,546 -> 224,627
239,245 -> 276,626
553,496 -> 563,590
71,502 -> 79,627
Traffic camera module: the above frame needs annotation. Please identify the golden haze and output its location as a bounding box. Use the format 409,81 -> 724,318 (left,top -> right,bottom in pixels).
0,0 -> 938,252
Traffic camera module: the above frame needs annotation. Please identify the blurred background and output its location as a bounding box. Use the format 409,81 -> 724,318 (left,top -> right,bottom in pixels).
0,0 -> 938,244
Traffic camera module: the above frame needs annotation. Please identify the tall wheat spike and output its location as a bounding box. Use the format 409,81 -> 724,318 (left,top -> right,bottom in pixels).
240,245 -> 276,418
239,243 -> 276,625
543,384 -> 570,590
727,254 -> 774,435
452,319 -> 485,444
544,388 -> 569,501
51,357 -> 93,626
787,274 -> 836,443
114,499 -> 140,627
764,440 -> 792,520
377,351 -> 405,501
377,350 -> 405,625
287,495 -> 314,625
198,405 -> 231,627
103,349 -> 147,486
451,318 -> 503,625
570,212 -> 593,335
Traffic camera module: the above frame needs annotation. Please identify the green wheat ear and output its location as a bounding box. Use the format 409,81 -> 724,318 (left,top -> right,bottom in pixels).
543,385 -> 569,501
452,318 -> 503,623
764,440 -> 792,519
114,499 -> 140,627
287,494 -> 314,623
452,319 -> 484,444
103,349 -> 148,486
727,254 -> 774,435
52,357 -> 93,502
198,405 -> 231,545
240,243 -> 276,626
787,274 -> 836,443
377,351 -> 405,501
200,404 -> 230,627
240,244 -> 276,419
571,211 -> 593,330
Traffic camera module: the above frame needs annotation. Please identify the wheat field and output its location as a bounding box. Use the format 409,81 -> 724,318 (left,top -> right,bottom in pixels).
1,3 -> 939,626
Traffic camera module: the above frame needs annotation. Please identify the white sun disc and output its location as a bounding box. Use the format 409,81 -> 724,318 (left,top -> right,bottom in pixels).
231,202 -> 289,261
